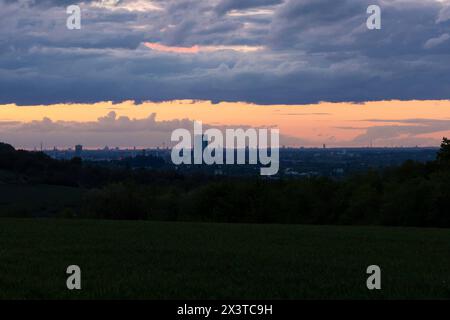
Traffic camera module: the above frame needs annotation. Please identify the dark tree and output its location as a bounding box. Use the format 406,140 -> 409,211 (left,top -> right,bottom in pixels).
437,137 -> 450,165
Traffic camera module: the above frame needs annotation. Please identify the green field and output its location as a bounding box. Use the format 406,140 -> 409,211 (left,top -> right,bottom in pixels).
0,218 -> 450,299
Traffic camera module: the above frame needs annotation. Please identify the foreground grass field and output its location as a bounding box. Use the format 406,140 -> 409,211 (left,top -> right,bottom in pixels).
0,218 -> 450,299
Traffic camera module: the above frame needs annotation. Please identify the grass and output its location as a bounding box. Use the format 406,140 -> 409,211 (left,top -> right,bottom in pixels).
0,218 -> 450,299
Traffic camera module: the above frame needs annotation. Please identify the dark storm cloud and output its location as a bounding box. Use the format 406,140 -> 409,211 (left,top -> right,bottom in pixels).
1,0 -> 450,105
2,0 -> 82,6
215,0 -> 283,15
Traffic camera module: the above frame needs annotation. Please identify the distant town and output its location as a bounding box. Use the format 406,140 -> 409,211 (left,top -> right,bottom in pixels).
42,145 -> 439,178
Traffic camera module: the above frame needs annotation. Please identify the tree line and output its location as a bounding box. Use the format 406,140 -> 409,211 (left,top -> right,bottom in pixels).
1,139 -> 450,227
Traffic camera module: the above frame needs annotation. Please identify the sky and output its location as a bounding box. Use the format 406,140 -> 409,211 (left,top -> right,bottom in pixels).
1,0 -> 450,148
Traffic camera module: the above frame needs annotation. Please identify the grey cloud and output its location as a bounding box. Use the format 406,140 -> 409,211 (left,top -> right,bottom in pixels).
0,111 -> 194,148
215,0 -> 282,15
424,33 -> 450,49
341,118 -> 450,146
0,110 -> 307,148
1,0 -> 450,105
437,2 -> 450,23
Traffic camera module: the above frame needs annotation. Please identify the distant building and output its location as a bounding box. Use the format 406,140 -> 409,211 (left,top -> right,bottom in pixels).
75,144 -> 83,157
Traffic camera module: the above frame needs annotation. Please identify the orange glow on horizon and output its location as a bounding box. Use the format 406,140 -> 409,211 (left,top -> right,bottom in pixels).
1,99 -> 450,147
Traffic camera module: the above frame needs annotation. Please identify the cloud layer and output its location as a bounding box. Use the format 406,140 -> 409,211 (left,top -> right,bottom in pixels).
0,110 -> 308,149
1,0 -> 450,105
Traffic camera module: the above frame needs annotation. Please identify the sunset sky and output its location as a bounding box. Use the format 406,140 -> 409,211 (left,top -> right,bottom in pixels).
1,0 -> 450,148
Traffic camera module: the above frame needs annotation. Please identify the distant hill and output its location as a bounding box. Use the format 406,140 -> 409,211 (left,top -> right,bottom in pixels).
0,142 -> 15,153
0,141 -> 182,188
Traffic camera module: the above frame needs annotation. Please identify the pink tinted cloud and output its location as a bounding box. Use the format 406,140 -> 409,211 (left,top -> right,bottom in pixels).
144,42 -> 264,54
144,42 -> 200,54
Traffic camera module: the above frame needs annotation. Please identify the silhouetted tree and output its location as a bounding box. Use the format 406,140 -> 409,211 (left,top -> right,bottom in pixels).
437,137 -> 450,165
